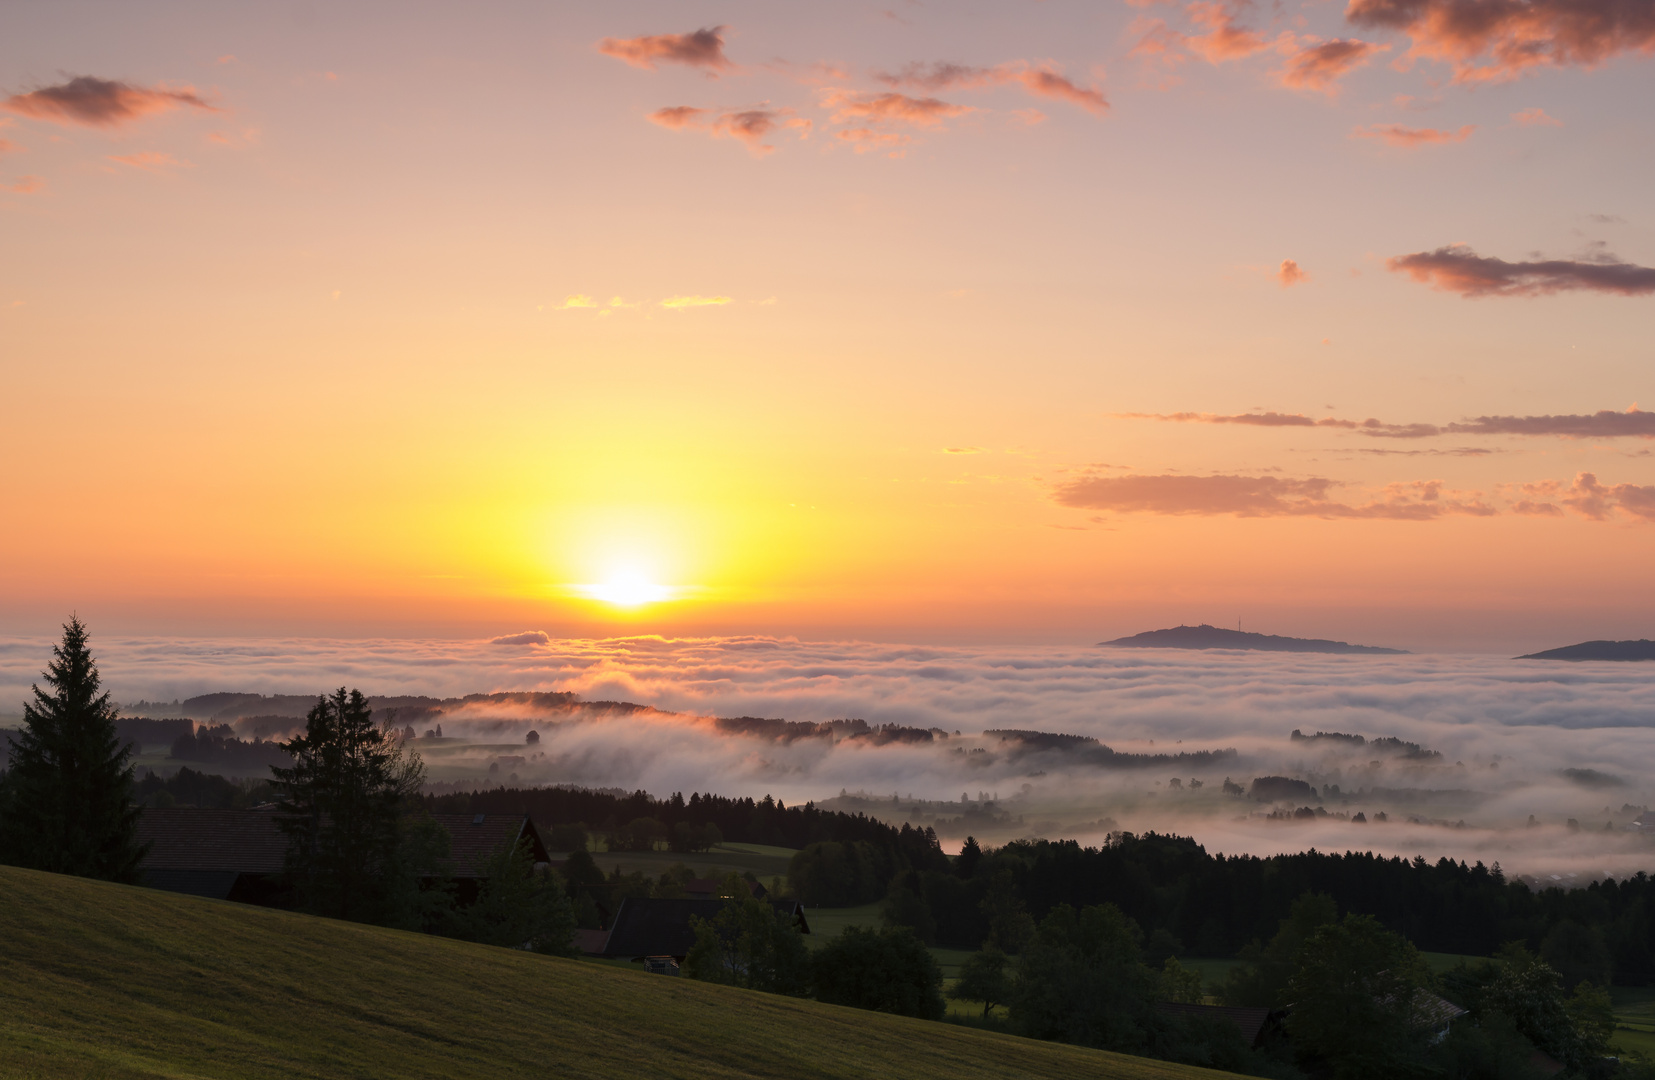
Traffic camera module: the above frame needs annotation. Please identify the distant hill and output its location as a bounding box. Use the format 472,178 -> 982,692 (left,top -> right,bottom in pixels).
1517,640 -> 1655,661
0,865 -> 1222,1080
1099,624 -> 1407,655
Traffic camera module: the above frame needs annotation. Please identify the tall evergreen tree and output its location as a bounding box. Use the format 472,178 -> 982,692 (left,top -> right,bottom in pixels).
0,617 -> 145,881
272,688 -> 423,921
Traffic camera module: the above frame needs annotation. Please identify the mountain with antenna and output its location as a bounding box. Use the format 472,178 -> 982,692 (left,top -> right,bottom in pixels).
1099,624 -> 1407,654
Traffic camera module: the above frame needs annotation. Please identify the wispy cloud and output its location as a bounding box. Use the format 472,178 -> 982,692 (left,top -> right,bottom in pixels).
1511,106 -> 1562,126
660,295 -> 734,309
877,62 -> 1108,115
835,128 -> 914,155
108,150 -> 192,171
1184,1 -> 1272,62
1347,0 -> 1655,82
1276,259 -> 1309,287
597,27 -> 734,74
2,175 -> 43,194
1276,37 -> 1387,93
1388,244 -> 1655,297
1121,406 -> 1655,440
1517,473 -> 1655,520
821,90 -> 973,129
1352,122 -> 1475,146
490,630 -> 551,646
648,105 -> 807,155
1052,472 -> 1492,519
3,76 -> 217,127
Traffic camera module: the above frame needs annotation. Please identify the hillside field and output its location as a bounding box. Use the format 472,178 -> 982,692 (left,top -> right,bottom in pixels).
0,866 -> 1242,1080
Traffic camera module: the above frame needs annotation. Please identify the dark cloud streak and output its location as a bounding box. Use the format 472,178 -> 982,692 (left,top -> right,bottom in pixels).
1387,245 -> 1655,297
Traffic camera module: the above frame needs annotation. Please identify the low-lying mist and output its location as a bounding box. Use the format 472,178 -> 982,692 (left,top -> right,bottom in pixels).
4,633 -> 1654,883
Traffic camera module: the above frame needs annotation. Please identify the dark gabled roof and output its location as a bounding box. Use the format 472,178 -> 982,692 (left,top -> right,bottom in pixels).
136,809 -> 549,881
601,898 -> 809,960
137,808 -> 288,875
1155,1003 -> 1274,1047
428,814 -> 549,878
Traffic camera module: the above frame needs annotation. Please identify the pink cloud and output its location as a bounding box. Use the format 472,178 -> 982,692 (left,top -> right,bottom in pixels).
1276,38 -> 1387,92
822,90 -> 972,129
108,150 -> 191,171
1346,0 -> 1655,82
0,138 -> 19,154
3,76 -> 217,127
1387,244 -> 1655,297
2,175 -> 42,194
1277,259 -> 1309,287
1515,473 -> 1655,521
648,105 -> 807,155
1015,68 -> 1109,115
1053,471 -> 1493,519
597,27 -> 734,74
836,128 -> 915,155
1511,106 -> 1562,126
875,62 -> 1108,115
1125,406 -> 1655,440
1352,122 -> 1475,146
1184,1 -> 1271,61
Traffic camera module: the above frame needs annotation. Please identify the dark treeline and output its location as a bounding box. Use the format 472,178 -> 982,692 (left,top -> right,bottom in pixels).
168,723 -> 292,770
859,832 -> 1655,987
423,785 -> 945,867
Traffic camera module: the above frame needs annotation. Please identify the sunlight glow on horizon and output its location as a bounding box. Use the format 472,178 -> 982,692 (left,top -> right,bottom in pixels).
578,570 -> 677,608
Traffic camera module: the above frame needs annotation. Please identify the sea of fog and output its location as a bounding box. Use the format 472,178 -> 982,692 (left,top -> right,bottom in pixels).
4,634 -> 1655,884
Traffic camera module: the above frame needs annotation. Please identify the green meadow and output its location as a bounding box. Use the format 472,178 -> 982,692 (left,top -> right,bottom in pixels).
0,865 -> 1240,1080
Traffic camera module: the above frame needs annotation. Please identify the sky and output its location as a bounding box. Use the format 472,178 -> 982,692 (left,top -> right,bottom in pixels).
3,0 -> 1654,652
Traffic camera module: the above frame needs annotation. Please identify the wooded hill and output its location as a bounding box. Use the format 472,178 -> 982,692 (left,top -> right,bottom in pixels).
0,864 -> 1237,1080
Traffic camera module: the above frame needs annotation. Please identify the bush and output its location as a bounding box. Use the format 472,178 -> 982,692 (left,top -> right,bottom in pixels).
448,837 -> 576,955
683,876 -> 810,996
812,925 -> 944,1020
1010,903 -> 1155,1054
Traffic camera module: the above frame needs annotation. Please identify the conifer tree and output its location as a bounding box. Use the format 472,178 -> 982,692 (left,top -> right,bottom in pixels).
0,617 -> 145,881
272,688 -> 423,921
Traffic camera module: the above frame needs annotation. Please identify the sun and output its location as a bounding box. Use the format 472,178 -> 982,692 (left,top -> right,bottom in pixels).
581,570 -> 674,607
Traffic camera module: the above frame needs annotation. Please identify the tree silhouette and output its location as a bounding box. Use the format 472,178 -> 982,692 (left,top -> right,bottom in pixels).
272,688 -> 423,921
0,617 -> 145,881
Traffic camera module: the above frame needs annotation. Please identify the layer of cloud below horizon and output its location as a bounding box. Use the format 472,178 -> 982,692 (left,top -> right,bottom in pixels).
6,634 -> 1655,878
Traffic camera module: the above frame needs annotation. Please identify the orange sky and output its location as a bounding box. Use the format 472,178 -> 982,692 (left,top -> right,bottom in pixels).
2,2 -> 1653,651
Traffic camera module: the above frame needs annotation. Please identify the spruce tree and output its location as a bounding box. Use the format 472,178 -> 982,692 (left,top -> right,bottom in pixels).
272,688 -> 423,921
0,617 -> 146,881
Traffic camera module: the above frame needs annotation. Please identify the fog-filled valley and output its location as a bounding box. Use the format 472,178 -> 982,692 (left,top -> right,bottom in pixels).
6,634 -> 1654,886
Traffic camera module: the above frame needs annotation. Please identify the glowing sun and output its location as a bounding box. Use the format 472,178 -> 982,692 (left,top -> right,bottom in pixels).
582,571 -> 674,607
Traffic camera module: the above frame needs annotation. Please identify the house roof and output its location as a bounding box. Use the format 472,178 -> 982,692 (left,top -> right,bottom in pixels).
427,814 -> 549,878
137,808 -> 288,875
601,898 -> 809,960
1154,1003 -> 1274,1047
136,808 -> 549,881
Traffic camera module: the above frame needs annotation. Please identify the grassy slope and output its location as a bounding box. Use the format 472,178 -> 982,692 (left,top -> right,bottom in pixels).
0,867 -> 1240,1080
